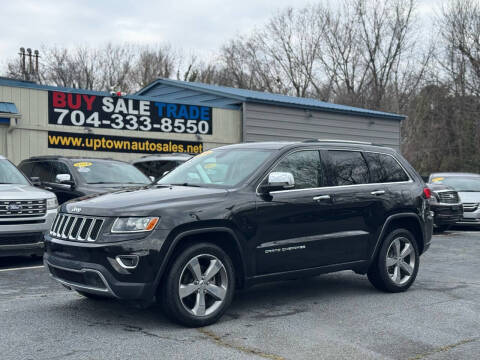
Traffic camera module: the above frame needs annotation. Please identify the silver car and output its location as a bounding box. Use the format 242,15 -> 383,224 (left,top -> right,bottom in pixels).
0,155 -> 58,257
429,172 -> 480,226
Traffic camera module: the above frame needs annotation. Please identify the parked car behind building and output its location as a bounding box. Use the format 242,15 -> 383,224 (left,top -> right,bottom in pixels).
132,153 -> 193,182
0,155 -> 57,257
18,156 -> 151,205
429,172 -> 480,226
427,183 -> 463,232
44,140 -> 433,326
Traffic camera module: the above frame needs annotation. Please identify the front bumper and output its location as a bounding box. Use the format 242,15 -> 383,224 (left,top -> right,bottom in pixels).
0,209 -> 56,257
44,230 -> 169,302
457,208 -> 480,225
430,203 -> 463,226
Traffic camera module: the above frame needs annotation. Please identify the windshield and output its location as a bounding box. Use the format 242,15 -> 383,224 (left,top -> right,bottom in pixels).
134,160 -> 187,180
74,160 -> 151,185
0,159 -> 29,185
158,149 -> 273,188
431,177 -> 480,192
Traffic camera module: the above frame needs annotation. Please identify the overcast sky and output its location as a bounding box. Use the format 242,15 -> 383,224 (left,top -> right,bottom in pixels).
1,0 -> 440,69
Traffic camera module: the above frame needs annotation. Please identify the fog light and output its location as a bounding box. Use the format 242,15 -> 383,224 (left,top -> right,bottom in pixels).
116,255 -> 139,269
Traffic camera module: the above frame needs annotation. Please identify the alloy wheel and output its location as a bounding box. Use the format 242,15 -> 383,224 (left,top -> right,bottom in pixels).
386,237 -> 416,285
178,254 -> 228,317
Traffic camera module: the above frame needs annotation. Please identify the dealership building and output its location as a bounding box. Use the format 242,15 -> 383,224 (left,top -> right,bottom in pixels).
0,77 -> 405,165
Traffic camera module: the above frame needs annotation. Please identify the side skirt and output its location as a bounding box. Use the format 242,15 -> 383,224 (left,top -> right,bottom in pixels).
245,260 -> 368,287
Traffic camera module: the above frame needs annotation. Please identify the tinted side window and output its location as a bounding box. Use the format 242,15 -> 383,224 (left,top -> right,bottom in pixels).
273,150 -> 322,189
324,150 -> 369,186
49,161 -> 72,182
31,162 -> 53,182
364,153 -> 409,183
19,162 -> 34,177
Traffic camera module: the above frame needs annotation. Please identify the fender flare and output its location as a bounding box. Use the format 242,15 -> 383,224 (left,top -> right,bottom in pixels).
152,226 -> 247,293
368,212 -> 424,264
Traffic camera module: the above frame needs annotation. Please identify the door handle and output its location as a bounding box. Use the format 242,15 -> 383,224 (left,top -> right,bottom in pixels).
313,195 -> 331,201
371,190 -> 385,196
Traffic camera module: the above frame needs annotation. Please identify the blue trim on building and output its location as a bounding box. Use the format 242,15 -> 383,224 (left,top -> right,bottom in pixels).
0,117 -> 10,124
137,78 -> 406,121
0,77 -> 111,96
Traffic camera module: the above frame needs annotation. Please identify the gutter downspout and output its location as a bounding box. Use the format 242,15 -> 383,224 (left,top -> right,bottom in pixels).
242,102 -> 247,143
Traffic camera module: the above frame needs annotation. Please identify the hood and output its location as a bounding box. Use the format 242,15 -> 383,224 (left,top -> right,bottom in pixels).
0,184 -> 55,200
458,191 -> 480,203
427,184 -> 454,192
62,185 -> 228,216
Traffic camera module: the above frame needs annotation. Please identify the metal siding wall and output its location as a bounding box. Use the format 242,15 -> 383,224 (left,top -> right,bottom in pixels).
0,85 -> 242,165
0,126 -> 7,155
244,103 -> 401,150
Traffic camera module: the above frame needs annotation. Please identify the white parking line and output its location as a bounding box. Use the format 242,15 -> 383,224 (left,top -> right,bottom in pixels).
0,265 -> 44,272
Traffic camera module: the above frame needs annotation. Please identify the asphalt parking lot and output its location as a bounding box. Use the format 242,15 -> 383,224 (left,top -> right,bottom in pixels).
1,230 -> 479,360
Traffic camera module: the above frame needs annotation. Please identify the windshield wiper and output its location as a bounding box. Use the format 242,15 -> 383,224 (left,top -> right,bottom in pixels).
170,183 -> 202,187
87,181 -> 119,184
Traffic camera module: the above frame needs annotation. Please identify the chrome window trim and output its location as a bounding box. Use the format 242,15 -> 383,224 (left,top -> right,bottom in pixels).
255,147 -> 413,195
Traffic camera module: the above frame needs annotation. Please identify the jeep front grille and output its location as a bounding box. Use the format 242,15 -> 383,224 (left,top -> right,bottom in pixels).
50,214 -> 104,241
0,200 -> 46,218
436,190 -> 460,204
462,203 -> 478,212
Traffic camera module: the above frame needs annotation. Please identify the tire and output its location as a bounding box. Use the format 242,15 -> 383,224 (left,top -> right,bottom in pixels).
76,290 -> 109,300
367,228 -> 419,293
434,225 -> 450,233
162,242 -> 235,327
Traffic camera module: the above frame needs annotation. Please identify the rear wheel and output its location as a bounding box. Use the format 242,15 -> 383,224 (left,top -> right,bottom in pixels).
162,243 -> 235,327
368,229 -> 419,292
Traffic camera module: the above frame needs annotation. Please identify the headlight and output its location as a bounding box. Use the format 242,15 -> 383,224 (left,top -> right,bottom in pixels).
46,197 -> 58,210
111,217 -> 159,233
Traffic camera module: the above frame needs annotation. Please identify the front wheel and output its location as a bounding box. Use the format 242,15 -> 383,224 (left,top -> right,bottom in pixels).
368,229 -> 419,292
162,243 -> 235,327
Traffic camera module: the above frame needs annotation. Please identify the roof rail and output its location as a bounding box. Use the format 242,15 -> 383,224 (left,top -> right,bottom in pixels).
302,139 -> 373,145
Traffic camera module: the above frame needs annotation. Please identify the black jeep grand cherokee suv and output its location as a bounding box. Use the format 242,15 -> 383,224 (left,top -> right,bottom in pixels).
44,140 -> 433,326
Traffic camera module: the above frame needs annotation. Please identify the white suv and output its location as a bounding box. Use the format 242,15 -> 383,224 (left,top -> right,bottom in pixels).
0,156 -> 58,257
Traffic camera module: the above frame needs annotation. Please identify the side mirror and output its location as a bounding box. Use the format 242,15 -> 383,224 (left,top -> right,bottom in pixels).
30,177 -> 41,187
55,174 -> 75,187
259,172 -> 295,194
149,176 -> 155,182
162,171 -> 170,177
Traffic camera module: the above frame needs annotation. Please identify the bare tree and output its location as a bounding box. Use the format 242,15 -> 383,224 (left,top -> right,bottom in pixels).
129,45 -> 177,89
438,0 -> 480,96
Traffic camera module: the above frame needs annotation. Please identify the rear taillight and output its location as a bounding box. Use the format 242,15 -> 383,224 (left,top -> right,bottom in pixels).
423,187 -> 431,199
